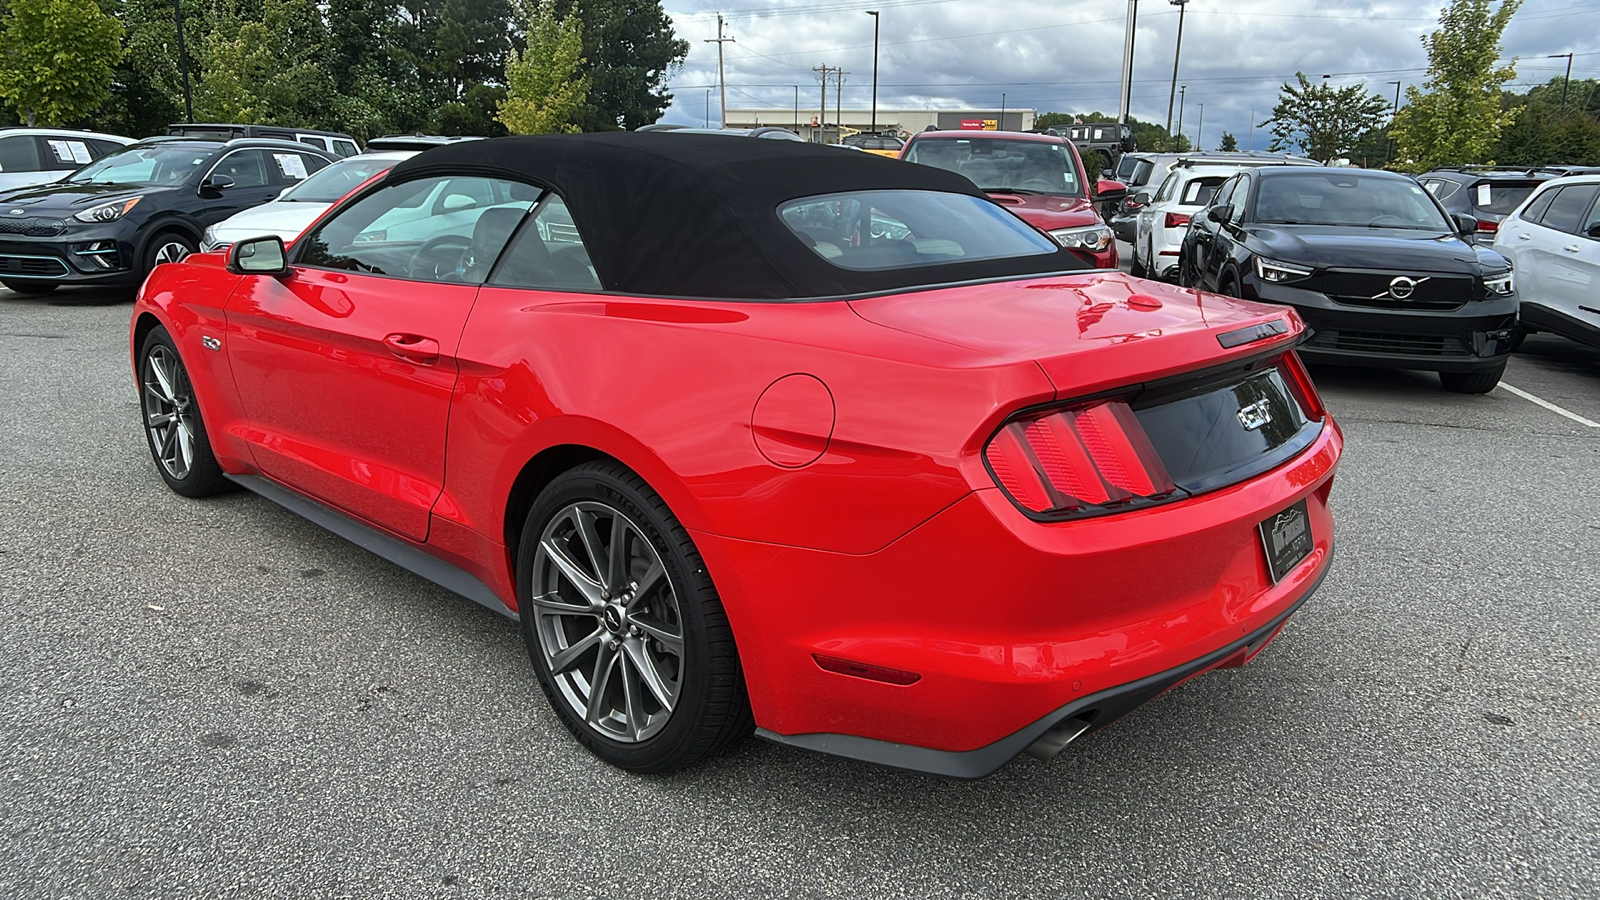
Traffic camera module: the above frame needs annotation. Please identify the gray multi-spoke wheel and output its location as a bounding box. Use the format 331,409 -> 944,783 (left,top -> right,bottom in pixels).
531,501 -> 684,744
141,232 -> 196,280
517,461 -> 752,772
138,326 -> 229,497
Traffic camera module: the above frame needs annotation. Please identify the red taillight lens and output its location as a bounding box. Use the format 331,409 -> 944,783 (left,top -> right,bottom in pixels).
984,398 -> 1176,516
1475,219 -> 1498,234
1279,351 -> 1326,421
1164,211 -> 1191,229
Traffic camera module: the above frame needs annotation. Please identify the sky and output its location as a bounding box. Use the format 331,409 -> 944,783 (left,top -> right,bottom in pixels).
655,0 -> 1598,148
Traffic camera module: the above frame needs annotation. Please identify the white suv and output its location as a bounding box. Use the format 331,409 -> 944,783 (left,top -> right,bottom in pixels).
1492,174 -> 1600,349
0,128 -> 133,193
1130,163 -> 1243,281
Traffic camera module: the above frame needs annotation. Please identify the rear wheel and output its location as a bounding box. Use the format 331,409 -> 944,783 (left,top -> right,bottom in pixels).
2,280 -> 57,295
138,326 -> 230,497
1439,363 -> 1506,394
1129,237 -> 1148,278
517,461 -> 751,772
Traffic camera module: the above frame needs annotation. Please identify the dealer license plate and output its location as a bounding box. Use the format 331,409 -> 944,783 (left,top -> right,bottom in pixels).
1258,498 -> 1313,583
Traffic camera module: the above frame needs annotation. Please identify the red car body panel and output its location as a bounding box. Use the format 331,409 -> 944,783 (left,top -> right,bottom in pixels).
134,252 -> 1338,766
900,131 -> 1119,269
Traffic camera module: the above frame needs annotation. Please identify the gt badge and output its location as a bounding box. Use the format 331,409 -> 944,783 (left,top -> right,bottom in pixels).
1237,399 -> 1272,431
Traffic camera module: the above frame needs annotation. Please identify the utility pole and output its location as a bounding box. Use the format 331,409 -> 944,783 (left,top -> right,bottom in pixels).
1548,53 -> 1574,114
1175,83 -> 1186,150
836,70 -> 850,142
794,85 -> 799,131
704,14 -> 734,128
866,11 -> 880,134
1165,0 -> 1188,135
813,65 -> 835,142
1117,0 -> 1139,124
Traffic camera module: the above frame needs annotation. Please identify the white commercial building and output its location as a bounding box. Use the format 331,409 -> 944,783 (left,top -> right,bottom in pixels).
725,108 -> 1037,142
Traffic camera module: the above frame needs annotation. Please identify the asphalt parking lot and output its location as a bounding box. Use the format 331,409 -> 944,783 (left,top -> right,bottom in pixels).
2,281 -> 1596,900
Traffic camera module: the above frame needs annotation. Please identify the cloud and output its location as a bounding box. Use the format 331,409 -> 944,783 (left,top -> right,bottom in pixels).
659,0 -> 1596,149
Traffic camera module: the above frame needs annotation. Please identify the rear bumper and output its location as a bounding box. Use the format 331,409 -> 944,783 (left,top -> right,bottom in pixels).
1247,276 -> 1516,373
699,419 -> 1341,776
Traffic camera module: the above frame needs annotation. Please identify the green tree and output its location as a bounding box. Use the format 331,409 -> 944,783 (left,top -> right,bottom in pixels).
0,0 -> 124,126
403,0 -> 513,109
497,0 -> 586,134
193,0 -> 333,126
1390,0 -> 1522,171
1491,78 -> 1600,166
1217,131 -> 1237,151
1265,72 -> 1391,161
562,0 -> 687,131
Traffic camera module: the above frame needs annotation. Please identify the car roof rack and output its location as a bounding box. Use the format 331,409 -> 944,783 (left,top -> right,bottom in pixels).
1427,165 -> 1550,177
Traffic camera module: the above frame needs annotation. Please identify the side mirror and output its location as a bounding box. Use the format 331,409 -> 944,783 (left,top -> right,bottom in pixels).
1095,179 -> 1128,204
226,235 -> 288,276
1452,212 -> 1478,236
202,173 -> 235,193
1130,191 -> 1151,207
1207,204 -> 1234,224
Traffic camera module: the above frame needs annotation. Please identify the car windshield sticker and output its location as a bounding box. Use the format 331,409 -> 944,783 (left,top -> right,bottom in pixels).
1477,183 -> 1492,207
274,153 -> 309,180
47,140 -> 92,164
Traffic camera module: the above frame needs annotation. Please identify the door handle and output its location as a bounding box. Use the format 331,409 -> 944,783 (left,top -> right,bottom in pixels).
1516,233 -> 1531,241
1564,245 -> 1582,253
383,333 -> 440,364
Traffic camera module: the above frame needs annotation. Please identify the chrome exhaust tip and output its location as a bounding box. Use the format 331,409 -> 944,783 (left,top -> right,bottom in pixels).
1023,716 -> 1094,762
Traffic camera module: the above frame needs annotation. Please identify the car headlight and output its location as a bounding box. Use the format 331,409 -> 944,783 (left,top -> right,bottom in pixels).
1484,272 -> 1514,295
1047,224 -> 1115,253
73,197 -> 141,224
199,226 -> 219,251
1254,256 -> 1314,284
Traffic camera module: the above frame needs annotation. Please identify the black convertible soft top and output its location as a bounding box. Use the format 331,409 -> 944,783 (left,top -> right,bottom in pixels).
384,132 -> 1086,299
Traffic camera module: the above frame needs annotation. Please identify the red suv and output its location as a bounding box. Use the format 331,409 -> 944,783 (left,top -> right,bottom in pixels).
900,130 -> 1125,269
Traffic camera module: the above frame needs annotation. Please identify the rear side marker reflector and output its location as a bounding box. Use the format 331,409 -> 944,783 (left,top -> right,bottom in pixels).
812,654 -> 922,685
984,398 -> 1176,516
1217,319 -> 1289,349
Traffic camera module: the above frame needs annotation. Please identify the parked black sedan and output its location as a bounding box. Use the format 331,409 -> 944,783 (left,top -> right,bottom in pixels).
0,137 -> 332,295
1178,167 -> 1517,393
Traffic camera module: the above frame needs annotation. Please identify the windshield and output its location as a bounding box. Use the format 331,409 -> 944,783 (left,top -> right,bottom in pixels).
281,156 -> 399,203
778,189 -> 1059,271
67,145 -> 212,186
904,138 -> 1083,197
1253,172 -> 1452,230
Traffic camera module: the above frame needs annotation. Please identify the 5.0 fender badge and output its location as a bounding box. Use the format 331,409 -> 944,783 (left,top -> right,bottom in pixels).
201,335 -> 221,351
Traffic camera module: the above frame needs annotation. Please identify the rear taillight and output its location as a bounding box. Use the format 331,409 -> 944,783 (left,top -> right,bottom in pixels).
1475,219 -> 1498,234
1164,211 -> 1191,229
984,398 -> 1176,517
1279,351 -> 1326,421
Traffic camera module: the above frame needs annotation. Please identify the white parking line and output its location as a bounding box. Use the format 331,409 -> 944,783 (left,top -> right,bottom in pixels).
1498,382 -> 1600,428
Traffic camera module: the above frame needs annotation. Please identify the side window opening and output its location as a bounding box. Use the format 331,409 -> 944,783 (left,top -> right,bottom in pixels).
489,194 -> 604,291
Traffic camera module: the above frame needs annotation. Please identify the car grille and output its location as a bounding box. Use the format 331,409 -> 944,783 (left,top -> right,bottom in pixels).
1306,329 -> 1471,357
1319,270 -> 1473,309
0,254 -> 70,277
0,217 -> 67,237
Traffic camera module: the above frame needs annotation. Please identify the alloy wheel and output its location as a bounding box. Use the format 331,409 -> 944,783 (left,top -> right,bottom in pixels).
141,344 -> 196,480
530,501 -> 685,743
153,241 -> 191,266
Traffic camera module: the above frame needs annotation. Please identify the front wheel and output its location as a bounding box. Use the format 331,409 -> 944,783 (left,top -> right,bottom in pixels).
517,461 -> 752,772
138,326 -> 230,496
1439,363 -> 1506,394
141,233 -> 195,280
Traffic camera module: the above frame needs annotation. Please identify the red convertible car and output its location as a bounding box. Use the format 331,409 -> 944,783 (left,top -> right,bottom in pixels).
132,134 -> 1340,778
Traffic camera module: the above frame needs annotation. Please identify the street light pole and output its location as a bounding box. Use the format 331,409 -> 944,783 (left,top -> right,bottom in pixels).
866,11 -> 880,134
173,0 -> 193,122
1548,53 -> 1574,114
705,89 -> 711,128
1165,0 -> 1189,135
1196,102 -> 1203,149
1000,92 -> 1006,130
1117,0 -> 1139,125
1385,80 -> 1401,167
1175,83 -> 1186,149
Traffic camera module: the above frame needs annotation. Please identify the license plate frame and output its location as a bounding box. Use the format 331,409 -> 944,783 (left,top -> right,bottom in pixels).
1258,498 -> 1313,583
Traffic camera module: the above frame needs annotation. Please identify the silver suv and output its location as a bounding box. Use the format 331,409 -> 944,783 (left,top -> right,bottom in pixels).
1109,150 -> 1320,242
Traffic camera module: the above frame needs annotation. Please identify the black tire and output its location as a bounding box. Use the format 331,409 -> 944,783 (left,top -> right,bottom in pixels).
1176,250 -> 1195,287
137,326 -> 230,497
1218,273 -> 1240,297
1439,363 -> 1506,394
1128,239 -> 1148,278
2,280 -> 57,295
517,461 -> 752,772
141,231 -> 196,280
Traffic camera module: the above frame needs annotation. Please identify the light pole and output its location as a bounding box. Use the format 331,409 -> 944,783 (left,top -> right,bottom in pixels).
1195,102 -> 1203,150
1000,92 -> 1006,130
1117,0 -> 1139,125
1165,0 -> 1189,135
1548,53 -> 1574,114
704,14 -> 734,128
866,11 -> 880,134
1175,83 -> 1186,149
705,90 -> 711,128
1385,80 -> 1401,167
173,0 -> 193,122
